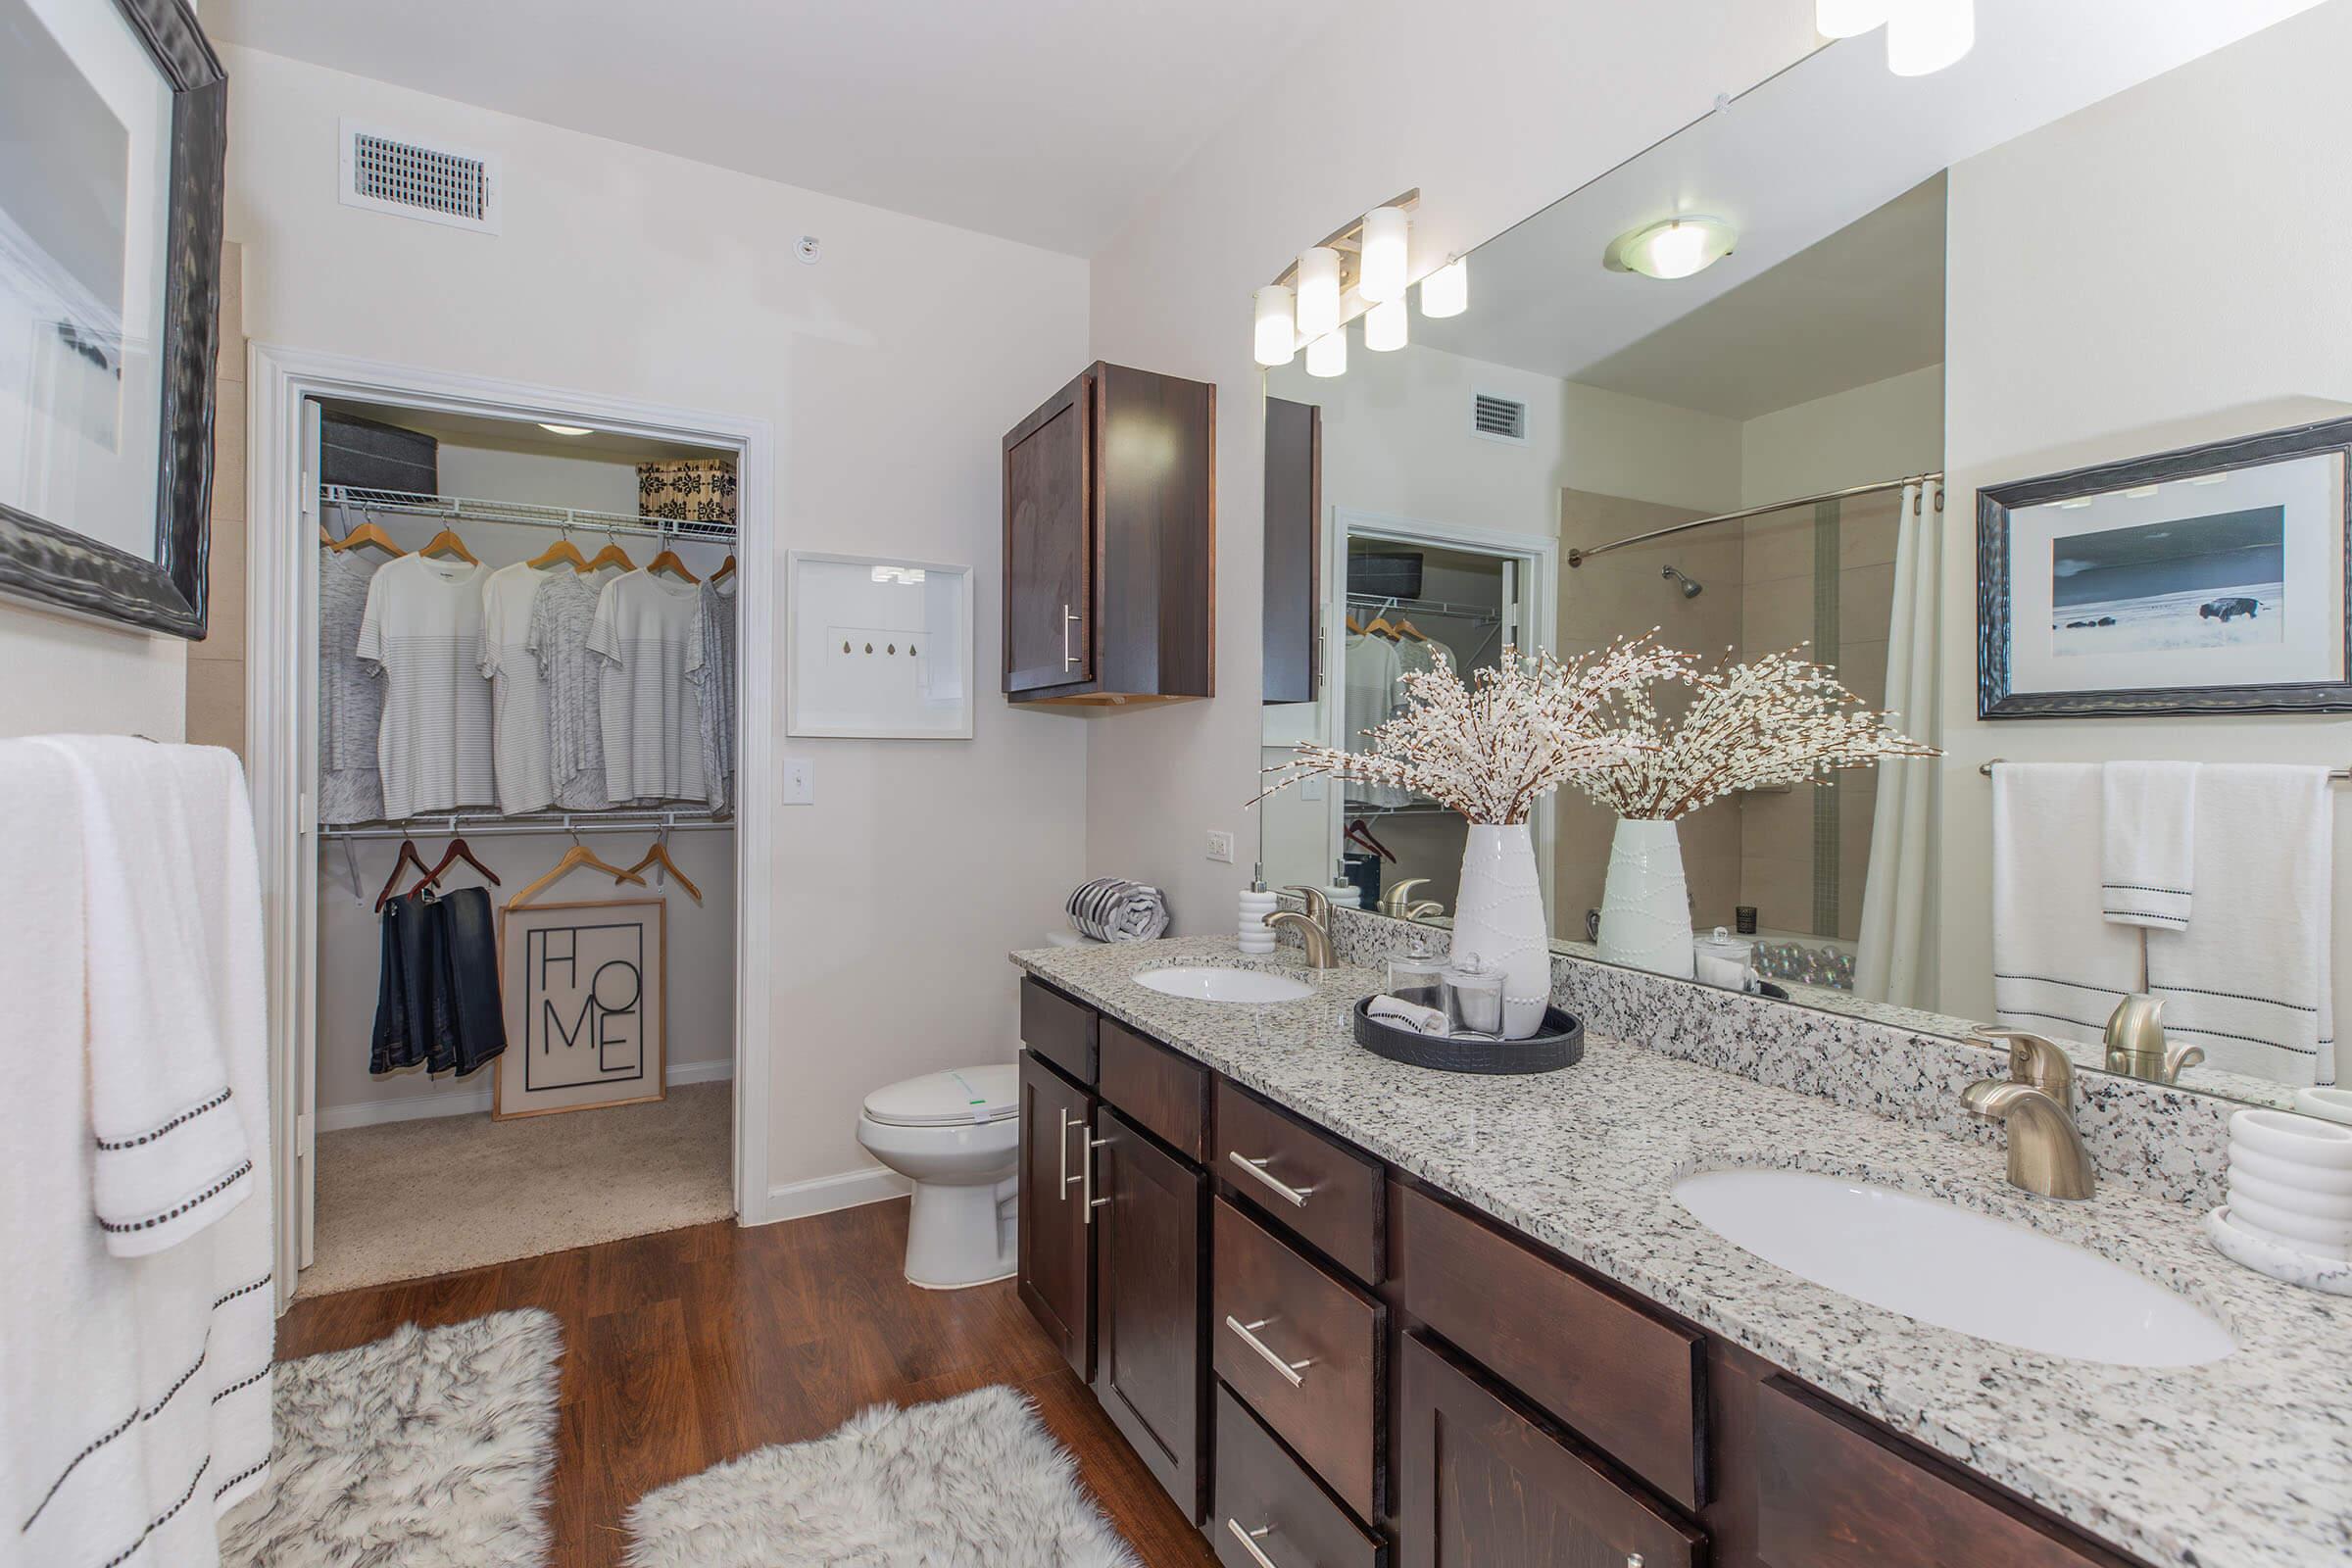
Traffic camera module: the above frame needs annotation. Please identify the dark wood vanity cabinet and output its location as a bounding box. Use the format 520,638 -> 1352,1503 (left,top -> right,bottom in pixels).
1003,363 -> 1215,709
1092,1109 -> 1207,1521
1016,1049 -> 1092,1379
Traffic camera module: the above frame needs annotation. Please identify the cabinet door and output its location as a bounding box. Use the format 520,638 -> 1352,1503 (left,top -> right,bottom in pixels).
1017,1051 -> 1094,1378
1396,1334 -> 1701,1568
1004,370 -> 1093,692
1092,1109 -> 1206,1522
1261,395 -> 1320,705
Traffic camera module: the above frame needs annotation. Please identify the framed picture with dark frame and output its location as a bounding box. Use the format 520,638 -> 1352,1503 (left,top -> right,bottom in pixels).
0,0 -> 225,638
1978,416 -> 2352,718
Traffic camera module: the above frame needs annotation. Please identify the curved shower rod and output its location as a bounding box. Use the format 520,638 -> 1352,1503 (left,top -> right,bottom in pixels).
1565,471 -> 1946,568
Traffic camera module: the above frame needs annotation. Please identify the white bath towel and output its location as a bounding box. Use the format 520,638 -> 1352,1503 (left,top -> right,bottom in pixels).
2,738 -> 274,1568
2101,761 -> 2198,931
1991,763 -> 2143,1048
2146,764 -> 2334,1086
1367,995 -> 1449,1036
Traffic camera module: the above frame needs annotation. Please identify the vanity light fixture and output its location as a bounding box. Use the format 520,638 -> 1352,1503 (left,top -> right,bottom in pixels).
1419,255 -> 1468,318
1364,298 -> 1407,352
1254,284 -> 1297,368
1886,0 -> 1974,76
538,422 -> 594,436
1296,246 -> 1344,341
1815,0 -> 1887,36
1305,327 -> 1348,378
1607,215 -> 1739,280
1359,205 -> 1409,305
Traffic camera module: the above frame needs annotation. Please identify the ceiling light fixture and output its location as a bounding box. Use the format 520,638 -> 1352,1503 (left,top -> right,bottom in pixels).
1296,246 -> 1343,341
1253,284 -> 1296,368
1886,0 -> 1974,76
1606,215 -> 1739,280
1305,327 -> 1348,379
1364,298 -> 1407,352
1358,206 -> 1409,305
538,422 -> 594,436
1419,256 -> 1468,318
1815,0 -> 1887,37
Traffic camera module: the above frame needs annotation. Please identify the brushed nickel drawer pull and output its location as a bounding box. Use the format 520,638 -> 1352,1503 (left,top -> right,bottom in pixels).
1224,1314 -> 1312,1387
1224,1520 -> 1281,1568
1083,1132 -> 1109,1224
1057,1108 -> 1081,1199
1227,1152 -> 1315,1207
1062,603 -> 1082,670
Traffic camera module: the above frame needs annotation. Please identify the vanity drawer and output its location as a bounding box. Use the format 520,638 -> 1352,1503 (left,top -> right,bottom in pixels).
1389,1182 -> 1705,1511
1215,1078 -> 1384,1284
1020,975 -> 1098,1085
1099,1018 -> 1208,1162
1212,1386 -> 1385,1568
1754,1376 -> 2132,1568
1213,1196 -> 1385,1522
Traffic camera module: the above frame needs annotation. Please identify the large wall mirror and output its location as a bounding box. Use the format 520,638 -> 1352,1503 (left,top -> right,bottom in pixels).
1257,2 -> 2352,1113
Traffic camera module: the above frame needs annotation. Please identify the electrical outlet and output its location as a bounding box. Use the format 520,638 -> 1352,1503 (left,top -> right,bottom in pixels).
1205,829 -> 1235,864
783,758 -> 814,805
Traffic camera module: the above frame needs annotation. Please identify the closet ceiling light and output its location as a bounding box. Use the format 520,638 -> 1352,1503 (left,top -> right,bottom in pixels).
538,422 -> 594,436
1815,0 -> 1888,37
1304,327 -> 1348,378
1607,215 -> 1738,280
1364,298 -> 1407,352
1359,206 -> 1409,305
1419,256 -> 1468,318
1253,285 -> 1297,368
1296,246 -> 1344,340
1886,0 -> 1974,76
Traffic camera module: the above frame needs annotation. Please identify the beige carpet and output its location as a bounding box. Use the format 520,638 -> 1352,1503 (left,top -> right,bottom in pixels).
302,1082 -> 733,1298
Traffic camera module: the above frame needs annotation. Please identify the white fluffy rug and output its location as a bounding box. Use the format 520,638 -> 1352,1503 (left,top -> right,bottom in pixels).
219,1309 -> 564,1568
624,1386 -> 1137,1568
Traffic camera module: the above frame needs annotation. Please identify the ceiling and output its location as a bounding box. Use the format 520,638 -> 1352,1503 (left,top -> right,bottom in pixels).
1418,0 -> 2329,416
323,402 -> 724,464
203,0 -> 1342,257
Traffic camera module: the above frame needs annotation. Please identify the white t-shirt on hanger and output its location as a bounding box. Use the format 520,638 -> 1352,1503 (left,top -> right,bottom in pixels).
479,561 -> 559,814
356,553 -> 497,819
587,568 -> 710,805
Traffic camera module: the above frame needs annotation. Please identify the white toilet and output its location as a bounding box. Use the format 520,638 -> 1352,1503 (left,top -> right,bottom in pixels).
857,1064 -> 1021,1289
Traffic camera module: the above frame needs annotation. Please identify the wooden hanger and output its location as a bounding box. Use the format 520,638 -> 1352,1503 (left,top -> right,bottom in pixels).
507,841 -> 648,911
1364,612 -> 1399,641
647,549 -> 701,584
711,555 -> 737,584
1345,612 -> 1365,636
584,535 -> 637,574
373,838 -> 434,912
327,513 -> 405,558
1393,617 -> 1430,642
418,527 -> 479,564
526,532 -> 591,572
420,836 -> 501,891
618,834 -> 702,902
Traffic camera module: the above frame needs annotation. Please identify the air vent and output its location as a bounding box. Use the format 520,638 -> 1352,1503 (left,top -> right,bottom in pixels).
339,121 -> 501,233
1472,392 -> 1527,445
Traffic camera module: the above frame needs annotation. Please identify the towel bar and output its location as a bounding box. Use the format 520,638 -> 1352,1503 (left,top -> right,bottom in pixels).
1976,758 -> 2352,780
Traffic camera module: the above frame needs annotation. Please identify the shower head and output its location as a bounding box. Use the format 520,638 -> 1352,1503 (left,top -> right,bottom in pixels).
1661,564 -> 1703,600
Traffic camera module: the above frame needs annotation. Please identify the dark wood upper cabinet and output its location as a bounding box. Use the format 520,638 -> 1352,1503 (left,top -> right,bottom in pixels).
1263,395 -> 1321,704
1004,363 -> 1215,708
1092,1109 -> 1208,1523
1017,1051 -> 1094,1380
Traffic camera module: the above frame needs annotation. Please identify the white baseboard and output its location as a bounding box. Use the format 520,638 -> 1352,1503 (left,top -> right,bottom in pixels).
318,1057 -> 735,1134
755,1165 -> 912,1226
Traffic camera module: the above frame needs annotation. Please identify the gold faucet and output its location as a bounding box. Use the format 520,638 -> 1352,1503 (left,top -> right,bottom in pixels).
2101,994 -> 2205,1085
1961,1029 -> 2097,1200
1267,886 -> 1338,970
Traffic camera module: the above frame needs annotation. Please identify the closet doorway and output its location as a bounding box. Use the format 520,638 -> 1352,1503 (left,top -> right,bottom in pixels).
248,350 -> 775,1306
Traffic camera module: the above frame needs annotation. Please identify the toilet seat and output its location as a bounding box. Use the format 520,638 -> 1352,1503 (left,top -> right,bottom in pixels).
862,1064 -> 1018,1129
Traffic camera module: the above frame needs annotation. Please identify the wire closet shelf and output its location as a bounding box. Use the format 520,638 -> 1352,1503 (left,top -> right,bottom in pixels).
1345,591 -> 1501,626
319,808 -> 734,841
320,483 -> 738,546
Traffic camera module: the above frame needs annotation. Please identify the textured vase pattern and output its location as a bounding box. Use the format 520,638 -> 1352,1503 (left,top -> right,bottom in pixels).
1452,823 -> 1552,1039
1597,817 -> 1695,980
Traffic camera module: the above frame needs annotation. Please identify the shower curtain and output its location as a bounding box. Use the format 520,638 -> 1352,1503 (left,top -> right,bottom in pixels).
1855,480 -> 1942,1007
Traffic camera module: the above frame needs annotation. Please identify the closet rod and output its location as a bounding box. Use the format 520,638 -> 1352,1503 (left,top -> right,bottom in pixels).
1976,758 -> 2352,781
1344,592 -> 1501,625
320,809 -> 734,841
320,484 -> 737,546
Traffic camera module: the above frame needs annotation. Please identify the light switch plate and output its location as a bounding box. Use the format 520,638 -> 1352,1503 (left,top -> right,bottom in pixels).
783,758 -> 814,805
1205,829 -> 1235,863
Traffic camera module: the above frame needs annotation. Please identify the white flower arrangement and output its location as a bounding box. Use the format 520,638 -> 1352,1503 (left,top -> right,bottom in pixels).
1573,645 -> 1938,821
1254,637 -> 1690,825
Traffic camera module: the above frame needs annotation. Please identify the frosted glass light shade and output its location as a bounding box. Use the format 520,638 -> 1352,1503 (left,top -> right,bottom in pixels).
1886,0 -> 1973,75
1296,247 -> 1343,339
1816,0 -> 1887,36
1253,285 -> 1296,368
1612,216 -> 1738,280
1359,206 -> 1408,304
1363,299 -> 1406,352
1419,256 -> 1468,318
1305,327 -> 1348,378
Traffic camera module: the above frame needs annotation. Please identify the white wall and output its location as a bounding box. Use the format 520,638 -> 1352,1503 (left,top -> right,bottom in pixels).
1936,0 -> 2352,1024
225,44 -> 1093,1204
1084,0 -> 1823,931
1740,362 -> 1944,508
0,611 -> 185,740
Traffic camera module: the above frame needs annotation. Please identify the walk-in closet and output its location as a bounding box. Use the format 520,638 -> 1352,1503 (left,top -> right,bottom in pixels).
300,401 -> 742,1296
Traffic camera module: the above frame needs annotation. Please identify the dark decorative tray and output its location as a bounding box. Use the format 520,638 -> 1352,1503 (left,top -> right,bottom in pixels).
1351,990 -> 1584,1075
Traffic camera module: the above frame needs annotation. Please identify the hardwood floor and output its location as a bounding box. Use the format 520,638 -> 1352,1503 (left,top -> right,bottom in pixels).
278,1200 -> 1221,1568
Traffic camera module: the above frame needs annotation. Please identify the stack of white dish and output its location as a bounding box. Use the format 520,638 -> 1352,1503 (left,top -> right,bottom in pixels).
2208,1109 -> 2352,1290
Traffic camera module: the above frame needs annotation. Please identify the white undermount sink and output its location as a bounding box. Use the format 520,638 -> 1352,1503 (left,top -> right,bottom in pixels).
1674,1168 -> 2234,1367
1132,966 -> 1313,1004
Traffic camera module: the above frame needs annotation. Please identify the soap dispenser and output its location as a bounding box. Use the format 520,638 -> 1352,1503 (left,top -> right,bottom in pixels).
1239,866 -> 1277,955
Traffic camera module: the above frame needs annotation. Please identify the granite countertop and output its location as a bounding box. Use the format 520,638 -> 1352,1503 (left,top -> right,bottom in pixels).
1010,935 -> 2352,1568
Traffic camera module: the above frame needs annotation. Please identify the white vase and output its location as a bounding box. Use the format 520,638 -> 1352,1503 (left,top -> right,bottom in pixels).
1597,817 -> 1694,979
1451,823 -> 1552,1040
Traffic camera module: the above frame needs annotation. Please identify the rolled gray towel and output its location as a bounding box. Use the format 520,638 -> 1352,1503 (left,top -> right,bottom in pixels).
1067,876 -> 1170,943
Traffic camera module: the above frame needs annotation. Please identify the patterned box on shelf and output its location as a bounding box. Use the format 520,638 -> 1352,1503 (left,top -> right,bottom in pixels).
636,460 -> 738,527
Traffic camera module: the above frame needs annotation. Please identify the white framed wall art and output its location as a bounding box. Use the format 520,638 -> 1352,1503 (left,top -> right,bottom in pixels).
787,551 -> 974,738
